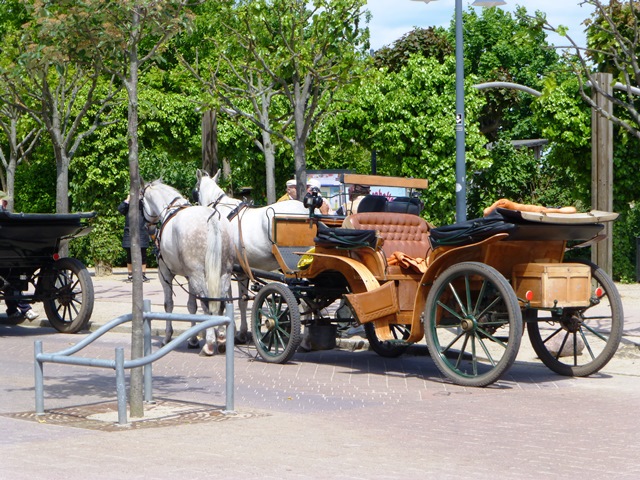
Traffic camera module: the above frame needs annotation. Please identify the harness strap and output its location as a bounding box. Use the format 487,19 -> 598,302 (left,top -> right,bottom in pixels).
227,201 -> 247,221
206,193 -> 255,283
155,204 -> 191,249
234,207 -> 256,283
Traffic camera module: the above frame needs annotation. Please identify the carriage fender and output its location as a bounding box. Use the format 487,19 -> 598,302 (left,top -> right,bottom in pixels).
413,233 -> 510,317
299,251 -> 400,329
298,251 -> 381,293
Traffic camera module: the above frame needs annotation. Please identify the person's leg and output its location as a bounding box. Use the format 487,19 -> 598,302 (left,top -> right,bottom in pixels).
5,297 -> 19,316
18,300 -> 39,320
5,293 -> 38,320
141,248 -> 149,282
125,247 -> 133,281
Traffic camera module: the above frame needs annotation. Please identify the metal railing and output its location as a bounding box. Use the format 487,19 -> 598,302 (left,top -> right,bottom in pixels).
34,299 -> 235,425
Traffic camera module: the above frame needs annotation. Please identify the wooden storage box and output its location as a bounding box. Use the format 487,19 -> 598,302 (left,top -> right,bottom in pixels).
512,263 -> 591,308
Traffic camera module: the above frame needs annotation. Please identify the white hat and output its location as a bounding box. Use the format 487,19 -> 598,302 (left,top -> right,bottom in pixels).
286,179 -> 296,187
306,178 -> 321,189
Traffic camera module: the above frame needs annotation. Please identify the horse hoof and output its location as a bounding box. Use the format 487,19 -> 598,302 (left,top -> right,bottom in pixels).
217,343 -> 226,354
199,344 -> 215,356
162,338 -> 171,346
235,331 -> 251,345
297,338 -> 311,353
187,340 -> 200,349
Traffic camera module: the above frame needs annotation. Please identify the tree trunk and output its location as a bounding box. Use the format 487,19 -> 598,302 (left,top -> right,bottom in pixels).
263,129 -> 276,204
292,89 -> 308,199
201,110 -> 218,176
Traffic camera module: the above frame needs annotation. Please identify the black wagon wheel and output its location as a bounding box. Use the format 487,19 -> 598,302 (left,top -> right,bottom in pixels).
527,260 -> 623,377
41,257 -> 94,333
424,261 -> 522,387
364,322 -> 411,358
251,282 -> 301,364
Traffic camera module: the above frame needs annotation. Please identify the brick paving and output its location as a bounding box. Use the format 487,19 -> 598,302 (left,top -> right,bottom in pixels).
0,268 -> 639,479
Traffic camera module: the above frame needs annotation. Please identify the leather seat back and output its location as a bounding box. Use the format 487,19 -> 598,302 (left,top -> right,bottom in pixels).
344,212 -> 432,259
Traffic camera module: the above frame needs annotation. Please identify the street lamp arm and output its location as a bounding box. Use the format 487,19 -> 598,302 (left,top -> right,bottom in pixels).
473,82 -> 542,97
585,80 -> 640,97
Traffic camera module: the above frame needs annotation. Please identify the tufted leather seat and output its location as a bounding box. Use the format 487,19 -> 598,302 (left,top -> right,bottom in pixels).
343,212 -> 433,259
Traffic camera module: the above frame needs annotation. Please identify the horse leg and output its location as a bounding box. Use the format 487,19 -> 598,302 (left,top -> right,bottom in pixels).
186,292 -> 200,349
200,293 -> 225,356
236,276 -> 251,344
159,264 -> 175,346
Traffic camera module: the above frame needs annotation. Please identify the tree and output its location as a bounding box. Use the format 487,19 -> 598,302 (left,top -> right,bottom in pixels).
373,26 -> 452,73
29,0 -> 201,417
0,1 -> 42,210
527,1 -> 640,281
191,0 -> 369,200
2,2 -> 120,217
533,0 -> 640,139
0,90 -> 42,211
461,6 -> 561,142
314,54 -> 487,225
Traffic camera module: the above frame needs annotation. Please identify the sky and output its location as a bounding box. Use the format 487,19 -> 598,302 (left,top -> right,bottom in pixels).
365,0 -> 596,51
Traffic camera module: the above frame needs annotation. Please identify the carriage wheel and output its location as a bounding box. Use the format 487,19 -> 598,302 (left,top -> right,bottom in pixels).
251,282 -> 301,364
425,262 -> 522,387
527,260 -> 623,377
41,258 -> 94,334
364,323 -> 411,358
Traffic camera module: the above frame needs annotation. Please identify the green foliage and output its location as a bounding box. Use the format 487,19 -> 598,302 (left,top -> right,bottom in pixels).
311,54 -> 487,225
14,145 -> 56,213
468,138 -> 578,218
612,203 -> 640,282
585,0 -> 640,77
70,214 -> 125,268
373,27 -> 452,73
461,6 -> 561,141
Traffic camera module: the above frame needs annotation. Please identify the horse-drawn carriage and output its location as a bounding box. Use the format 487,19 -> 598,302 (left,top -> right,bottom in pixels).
0,211 -> 95,333
232,173 -> 622,388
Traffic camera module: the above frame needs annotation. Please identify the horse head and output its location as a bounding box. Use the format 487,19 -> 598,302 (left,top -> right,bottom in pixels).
141,179 -> 190,224
195,169 -> 226,207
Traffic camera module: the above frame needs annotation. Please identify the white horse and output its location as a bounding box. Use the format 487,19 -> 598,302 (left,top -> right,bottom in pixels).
142,179 -> 234,356
194,169 -> 308,342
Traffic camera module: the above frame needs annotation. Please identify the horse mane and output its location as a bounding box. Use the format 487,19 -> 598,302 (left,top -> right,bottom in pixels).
149,179 -> 185,198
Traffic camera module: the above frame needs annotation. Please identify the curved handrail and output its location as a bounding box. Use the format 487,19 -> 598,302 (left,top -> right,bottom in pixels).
34,300 -> 235,425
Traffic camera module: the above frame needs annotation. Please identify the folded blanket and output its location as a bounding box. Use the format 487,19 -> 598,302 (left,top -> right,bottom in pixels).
483,198 -> 577,217
387,251 -> 427,273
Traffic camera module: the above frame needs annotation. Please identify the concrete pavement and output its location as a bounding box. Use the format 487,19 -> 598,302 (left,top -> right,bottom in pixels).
1,267 -> 639,479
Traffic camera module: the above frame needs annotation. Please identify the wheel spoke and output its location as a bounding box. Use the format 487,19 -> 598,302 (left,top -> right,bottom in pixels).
436,300 -> 464,323
579,328 -> 598,361
454,333 -> 470,370
472,278 -> 489,317
448,282 -> 469,318
475,333 -> 498,367
580,321 -> 610,342
476,325 -> 508,349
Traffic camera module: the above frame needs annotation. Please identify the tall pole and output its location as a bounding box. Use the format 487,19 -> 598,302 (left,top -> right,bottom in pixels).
454,0 -> 466,222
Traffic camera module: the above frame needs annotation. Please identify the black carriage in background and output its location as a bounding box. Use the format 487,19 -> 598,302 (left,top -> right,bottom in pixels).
0,211 -> 96,333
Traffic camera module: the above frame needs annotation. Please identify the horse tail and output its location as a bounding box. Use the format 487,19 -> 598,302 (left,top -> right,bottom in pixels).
205,216 -> 232,317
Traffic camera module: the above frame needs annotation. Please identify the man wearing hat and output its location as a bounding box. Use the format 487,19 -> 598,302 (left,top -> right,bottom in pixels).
277,179 -> 298,202
338,184 -> 370,216
0,190 -> 40,321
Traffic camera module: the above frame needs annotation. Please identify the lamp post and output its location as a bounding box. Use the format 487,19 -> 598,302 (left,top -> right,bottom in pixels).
411,0 -> 506,222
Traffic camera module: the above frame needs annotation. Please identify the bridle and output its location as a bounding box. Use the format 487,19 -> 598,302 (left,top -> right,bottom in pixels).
141,183 -> 190,225
195,180 -> 247,221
